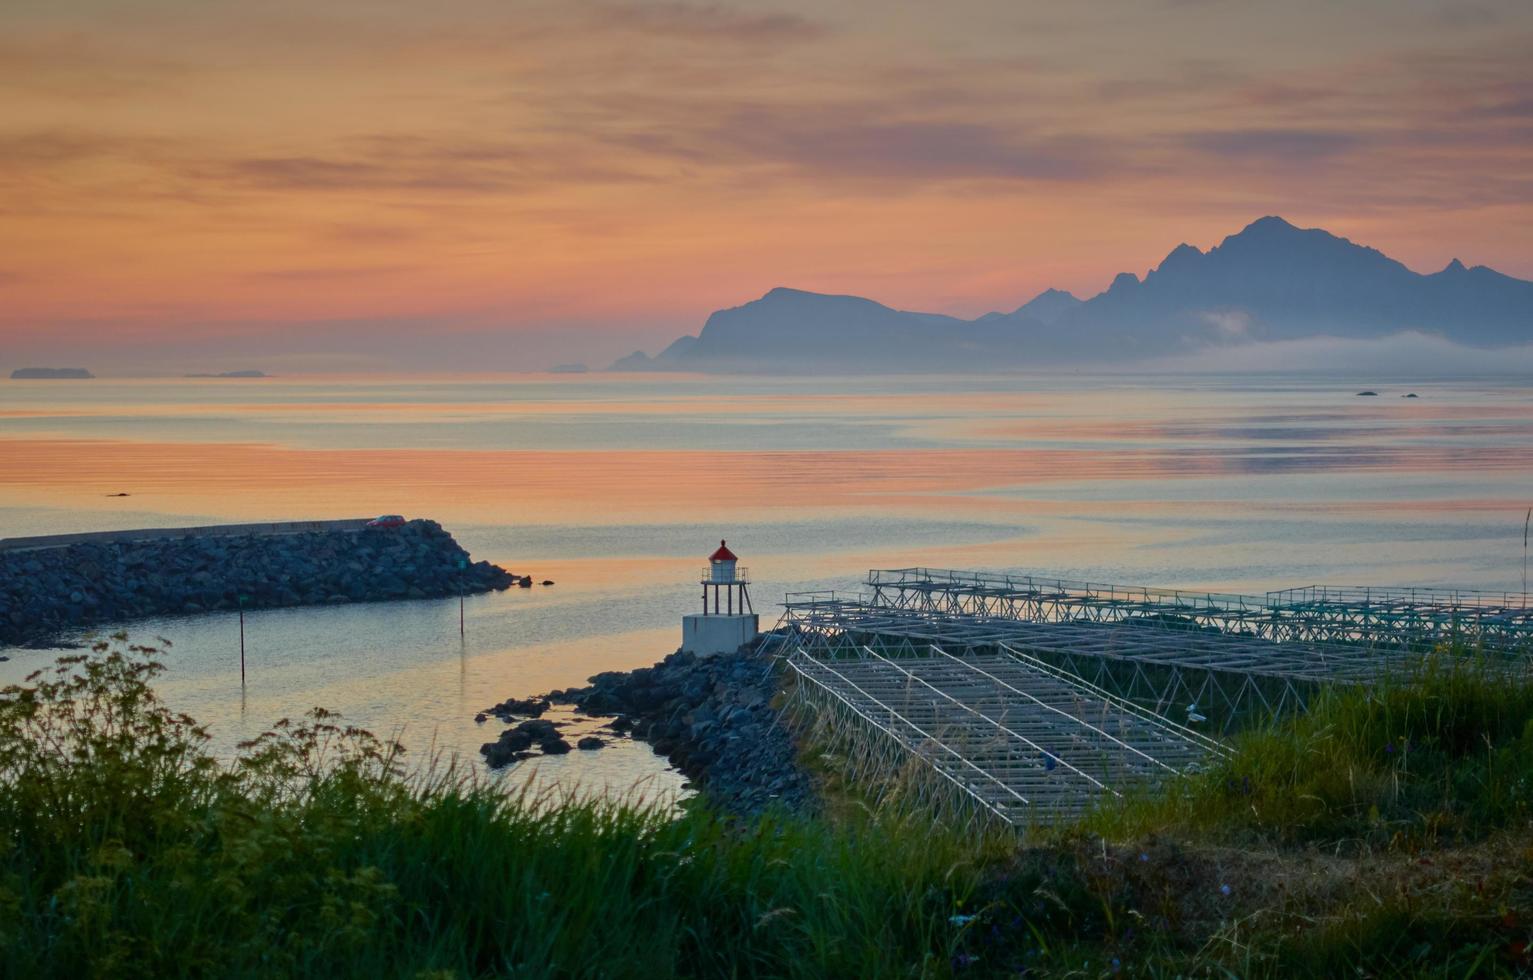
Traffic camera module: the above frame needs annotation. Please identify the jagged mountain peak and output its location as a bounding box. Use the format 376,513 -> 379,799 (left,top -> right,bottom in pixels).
1009,288 -> 1082,324
761,285 -> 814,299
1237,214 -> 1299,235
754,286 -> 891,309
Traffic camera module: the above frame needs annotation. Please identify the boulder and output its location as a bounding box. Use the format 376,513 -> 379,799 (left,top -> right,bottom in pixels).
513,718 -> 561,740
487,697 -> 549,718
494,729 -> 536,752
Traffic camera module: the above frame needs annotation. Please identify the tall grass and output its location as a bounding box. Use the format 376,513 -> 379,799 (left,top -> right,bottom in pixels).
1076,649 -> 1533,848
4,638 -> 1531,978
0,637 -> 986,979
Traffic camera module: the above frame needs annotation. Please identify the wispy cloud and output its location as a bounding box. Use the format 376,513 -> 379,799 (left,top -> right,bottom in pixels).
1181,128 -> 1361,162
247,264 -> 420,282
595,2 -> 830,44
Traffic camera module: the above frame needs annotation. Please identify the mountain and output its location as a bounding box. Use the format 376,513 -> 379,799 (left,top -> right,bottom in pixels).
984,288 -> 1081,326
1074,216 -> 1533,346
184,370 -> 269,378
616,287 -> 1045,372
10,367 -> 94,379
612,217 -> 1533,372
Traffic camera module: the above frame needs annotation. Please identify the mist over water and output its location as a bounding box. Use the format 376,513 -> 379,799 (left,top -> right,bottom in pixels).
3,372 -> 1532,796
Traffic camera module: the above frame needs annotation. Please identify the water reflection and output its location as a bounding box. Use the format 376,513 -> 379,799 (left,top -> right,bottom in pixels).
3,373 -> 1533,797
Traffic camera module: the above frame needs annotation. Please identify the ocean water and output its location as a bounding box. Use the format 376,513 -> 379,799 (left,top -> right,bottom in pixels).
3,372 -> 1532,797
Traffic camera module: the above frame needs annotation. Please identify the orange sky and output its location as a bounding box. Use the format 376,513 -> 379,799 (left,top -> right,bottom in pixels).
2,0 -> 1531,371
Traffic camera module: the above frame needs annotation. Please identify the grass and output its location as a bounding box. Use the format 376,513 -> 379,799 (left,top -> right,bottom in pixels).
2,638 -> 1531,977
1074,651 -> 1533,848
0,637 -> 994,979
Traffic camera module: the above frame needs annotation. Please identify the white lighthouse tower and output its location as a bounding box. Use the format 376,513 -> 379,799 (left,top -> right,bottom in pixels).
682,540 -> 760,656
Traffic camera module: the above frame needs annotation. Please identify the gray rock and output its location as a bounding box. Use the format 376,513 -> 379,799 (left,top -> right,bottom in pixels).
513,718 -> 560,740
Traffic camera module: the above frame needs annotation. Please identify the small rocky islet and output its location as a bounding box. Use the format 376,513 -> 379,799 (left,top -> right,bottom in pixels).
480,640 -> 814,816
0,519 -> 516,647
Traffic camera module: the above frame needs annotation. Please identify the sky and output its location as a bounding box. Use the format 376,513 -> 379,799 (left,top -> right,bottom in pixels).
2,0 -> 1532,372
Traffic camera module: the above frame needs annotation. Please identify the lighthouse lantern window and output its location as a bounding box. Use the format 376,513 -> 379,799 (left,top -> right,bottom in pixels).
709,539 -> 738,583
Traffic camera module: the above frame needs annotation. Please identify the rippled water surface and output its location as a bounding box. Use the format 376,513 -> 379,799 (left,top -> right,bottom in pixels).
3,372 -> 1532,796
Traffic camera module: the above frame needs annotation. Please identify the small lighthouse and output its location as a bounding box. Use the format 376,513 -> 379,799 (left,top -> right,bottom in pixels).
682,540 -> 760,656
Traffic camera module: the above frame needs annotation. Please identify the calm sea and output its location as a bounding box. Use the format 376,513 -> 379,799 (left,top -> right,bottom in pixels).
3,372 -> 1531,797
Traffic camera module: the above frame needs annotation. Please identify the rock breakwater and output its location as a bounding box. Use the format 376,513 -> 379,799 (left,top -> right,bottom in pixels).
482,642 -> 814,816
0,519 -> 515,647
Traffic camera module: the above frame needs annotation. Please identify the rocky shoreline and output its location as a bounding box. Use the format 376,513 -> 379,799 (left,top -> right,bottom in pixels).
0,519 -> 516,647
479,640 -> 814,816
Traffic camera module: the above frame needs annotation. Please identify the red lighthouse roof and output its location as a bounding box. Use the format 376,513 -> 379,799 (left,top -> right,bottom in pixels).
709,539 -> 738,562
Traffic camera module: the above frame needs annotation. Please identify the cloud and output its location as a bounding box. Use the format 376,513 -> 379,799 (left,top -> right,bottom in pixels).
684,112 -> 1111,181
1466,95 -> 1533,120
0,130 -> 141,168
247,264 -> 420,282
225,157 -> 387,191
1199,310 -> 1253,339
1159,331 -> 1533,375
567,84 -> 1119,185
595,3 -> 829,44
1181,128 -> 1361,162
201,138 -> 659,196
0,35 -> 192,99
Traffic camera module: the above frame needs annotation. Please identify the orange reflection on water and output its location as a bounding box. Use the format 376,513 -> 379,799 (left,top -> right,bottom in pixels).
5,436 -> 1533,528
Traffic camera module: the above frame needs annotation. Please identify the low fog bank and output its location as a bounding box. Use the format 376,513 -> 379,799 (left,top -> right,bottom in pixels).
7,327 -> 1532,380
1144,330 -> 1533,376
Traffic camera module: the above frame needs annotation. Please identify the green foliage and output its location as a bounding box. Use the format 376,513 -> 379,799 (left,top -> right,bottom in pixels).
1079,649 -> 1533,848
0,637 -> 984,979
4,638 -> 1531,978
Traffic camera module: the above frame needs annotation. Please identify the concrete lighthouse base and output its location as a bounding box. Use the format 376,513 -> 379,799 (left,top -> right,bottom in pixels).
682,613 -> 760,657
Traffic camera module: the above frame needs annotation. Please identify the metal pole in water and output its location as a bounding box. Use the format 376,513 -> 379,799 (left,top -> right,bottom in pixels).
238,599 -> 246,685
457,556 -> 468,637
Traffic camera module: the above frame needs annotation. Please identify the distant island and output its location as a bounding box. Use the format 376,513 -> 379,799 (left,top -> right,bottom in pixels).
184,370 -> 270,378
547,363 -> 589,374
9,368 -> 94,379
613,216 -> 1533,373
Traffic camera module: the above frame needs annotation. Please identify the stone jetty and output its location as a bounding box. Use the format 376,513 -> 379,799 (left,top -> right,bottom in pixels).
0,519 -> 516,647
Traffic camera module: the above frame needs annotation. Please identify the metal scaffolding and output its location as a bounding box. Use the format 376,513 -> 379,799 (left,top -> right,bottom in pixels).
776,594 -> 1387,731
784,640 -> 1223,825
768,567 -> 1533,826
867,567 -> 1533,652
1267,584 -> 1533,648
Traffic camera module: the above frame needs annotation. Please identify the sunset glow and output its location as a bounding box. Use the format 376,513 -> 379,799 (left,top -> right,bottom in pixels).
4,1 -> 1532,371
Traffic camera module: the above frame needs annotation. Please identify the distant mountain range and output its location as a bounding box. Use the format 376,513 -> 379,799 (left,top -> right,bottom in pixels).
184,370 -> 269,378
612,216 -> 1533,372
10,367 -> 93,379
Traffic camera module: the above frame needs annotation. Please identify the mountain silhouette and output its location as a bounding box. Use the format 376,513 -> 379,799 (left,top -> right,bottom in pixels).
615,217 -> 1533,371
